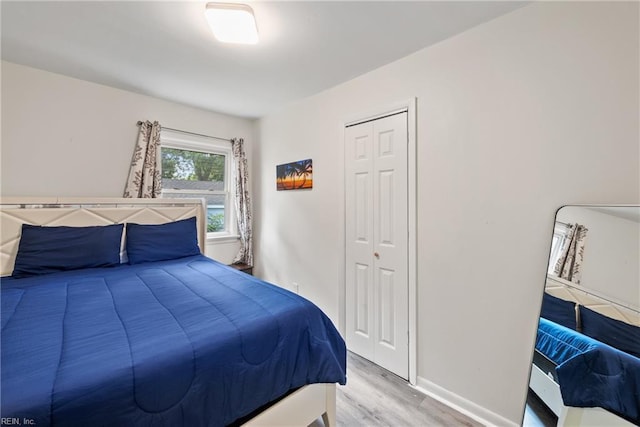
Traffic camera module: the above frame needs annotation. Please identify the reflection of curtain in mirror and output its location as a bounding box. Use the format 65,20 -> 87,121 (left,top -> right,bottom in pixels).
553,223 -> 588,284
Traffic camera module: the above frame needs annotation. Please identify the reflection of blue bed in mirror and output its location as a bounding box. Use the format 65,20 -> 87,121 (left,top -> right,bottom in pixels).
531,205 -> 640,426
535,317 -> 640,425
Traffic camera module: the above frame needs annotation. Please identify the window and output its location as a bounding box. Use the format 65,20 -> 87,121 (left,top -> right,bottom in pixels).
547,222 -> 570,274
160,130 -> 235,239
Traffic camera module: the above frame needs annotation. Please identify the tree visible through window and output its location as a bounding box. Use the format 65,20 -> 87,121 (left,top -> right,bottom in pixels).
161,147 -> 229,233
162,148 -> 224,182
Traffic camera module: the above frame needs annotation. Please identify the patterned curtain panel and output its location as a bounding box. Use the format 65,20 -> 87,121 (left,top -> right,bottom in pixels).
231,138 -> 253,266
553,223 -> 588,284
123,121 -> 162,198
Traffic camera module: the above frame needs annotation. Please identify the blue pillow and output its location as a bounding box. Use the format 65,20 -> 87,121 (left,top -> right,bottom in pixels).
579,305 -> 640,358
540,293 -> 577,330
12,223 -> 124,278
126,217 -> 200,264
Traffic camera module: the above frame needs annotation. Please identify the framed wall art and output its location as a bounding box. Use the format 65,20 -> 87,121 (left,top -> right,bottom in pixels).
276,159 -> 313,191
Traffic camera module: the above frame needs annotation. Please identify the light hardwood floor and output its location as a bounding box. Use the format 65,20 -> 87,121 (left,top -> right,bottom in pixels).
312,352 -> 483,427
523,390 -> 557,427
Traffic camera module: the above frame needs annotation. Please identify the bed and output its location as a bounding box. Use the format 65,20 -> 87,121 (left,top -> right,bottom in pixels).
530,275 -> 640,426
0,197 -> 346,426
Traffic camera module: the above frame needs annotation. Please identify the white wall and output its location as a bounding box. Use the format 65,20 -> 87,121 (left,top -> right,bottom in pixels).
254,2 -> 639,424
556,206 -> 639,308
1,61 -> 255,263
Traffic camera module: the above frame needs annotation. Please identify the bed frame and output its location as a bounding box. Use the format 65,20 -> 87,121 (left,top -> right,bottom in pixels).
530,275 -> 639,427
0,197 -> 337,427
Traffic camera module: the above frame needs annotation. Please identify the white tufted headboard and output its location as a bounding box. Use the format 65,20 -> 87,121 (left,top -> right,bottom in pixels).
545,275 -> 640,327
0,197 -> 207,277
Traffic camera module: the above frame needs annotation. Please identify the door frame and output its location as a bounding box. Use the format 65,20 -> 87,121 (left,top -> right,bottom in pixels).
340,98 -> 417,385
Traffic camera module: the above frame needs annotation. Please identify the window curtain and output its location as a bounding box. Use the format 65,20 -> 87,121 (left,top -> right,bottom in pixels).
231,138 -> 253,266
553,223 -> 588,284
123,120 -> 162,198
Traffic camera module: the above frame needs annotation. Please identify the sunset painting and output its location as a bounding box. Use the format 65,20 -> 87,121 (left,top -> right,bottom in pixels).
276,159 -> 313,191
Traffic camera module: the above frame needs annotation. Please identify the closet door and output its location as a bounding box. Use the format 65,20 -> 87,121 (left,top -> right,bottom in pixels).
345,112 -> 408,379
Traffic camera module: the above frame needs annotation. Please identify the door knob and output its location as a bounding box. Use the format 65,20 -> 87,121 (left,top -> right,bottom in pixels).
374,252 -> 380,259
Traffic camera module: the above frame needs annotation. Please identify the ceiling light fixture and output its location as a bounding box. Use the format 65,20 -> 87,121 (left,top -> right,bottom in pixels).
205,3 -> 259,45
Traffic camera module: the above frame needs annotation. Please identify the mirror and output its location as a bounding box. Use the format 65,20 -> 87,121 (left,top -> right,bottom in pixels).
526,205 -> 640,427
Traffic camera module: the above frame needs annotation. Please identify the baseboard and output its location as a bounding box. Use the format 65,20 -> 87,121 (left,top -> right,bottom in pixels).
414,376 -> 519,427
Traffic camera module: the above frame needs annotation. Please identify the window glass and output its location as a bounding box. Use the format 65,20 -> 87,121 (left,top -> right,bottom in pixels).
160,143 -> 232,235
548,222 -> 571,274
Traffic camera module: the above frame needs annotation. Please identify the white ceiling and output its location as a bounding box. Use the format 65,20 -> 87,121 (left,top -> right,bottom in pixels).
1,1 -> 527,119
586,206 -> 640,224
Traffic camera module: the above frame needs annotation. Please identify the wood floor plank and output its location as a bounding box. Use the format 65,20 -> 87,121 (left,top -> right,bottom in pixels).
312,352 -> 483,427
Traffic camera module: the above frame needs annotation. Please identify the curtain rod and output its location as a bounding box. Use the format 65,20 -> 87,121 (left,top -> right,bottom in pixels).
136,121 -> 232,142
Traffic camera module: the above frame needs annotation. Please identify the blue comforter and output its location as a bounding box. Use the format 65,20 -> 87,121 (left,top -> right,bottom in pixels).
1,255 -> 347,426
536,317 -> 640,425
